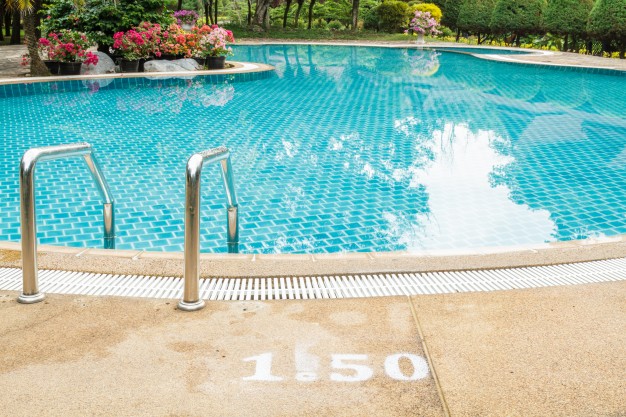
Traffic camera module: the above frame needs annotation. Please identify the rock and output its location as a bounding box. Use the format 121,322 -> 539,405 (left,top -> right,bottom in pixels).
81,52 -> 115,91
171,59 -> 201,71
81,52 -> 115,75
143,60 -> 188,72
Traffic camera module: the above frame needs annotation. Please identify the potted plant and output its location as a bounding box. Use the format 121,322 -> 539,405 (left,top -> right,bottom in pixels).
39,30 -> 99,75
174,10 -> 199,31
190,25 -> 213,66
159,24 -> 188,59
407,11 -> 441,45
134,22 -> 165,70
199,26 -> 235,70
112,29 -> 151,72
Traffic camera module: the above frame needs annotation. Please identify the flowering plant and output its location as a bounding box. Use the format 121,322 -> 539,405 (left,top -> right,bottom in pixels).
408,11 -> 441,36
160,24 -> 198,57
112,29 -> 153,60
198,26 -> 235,57
38,30 -> 98,65
173,10 -> 199,26
135,22 -> 164,58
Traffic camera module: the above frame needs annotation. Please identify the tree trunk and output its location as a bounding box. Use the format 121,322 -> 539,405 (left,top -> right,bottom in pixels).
177,0 -> 183,10
24,10 -> 49,76
247,0 -> 252,25
294,0 -> 304,28
455,28 -> 460,42
563,33 -> 568,52
34,0 -> 42,39
351,0 -> 359,30
204,1 -> 210,24
10,10 -> 20,44
214,0 -> 218,25
307,0 -> 316,29
5,9 -> 11,37
0,1 -> 4,42
477,33 -> 482,44
283,0 -> 292,28
252,0 -> 271,28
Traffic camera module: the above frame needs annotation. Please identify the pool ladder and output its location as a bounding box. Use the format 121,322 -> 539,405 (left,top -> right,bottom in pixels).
17,143 -> 239,312
18,143 -> 115,304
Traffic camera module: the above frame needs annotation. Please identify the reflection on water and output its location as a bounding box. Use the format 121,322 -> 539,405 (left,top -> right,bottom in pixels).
1,44 -> 625,253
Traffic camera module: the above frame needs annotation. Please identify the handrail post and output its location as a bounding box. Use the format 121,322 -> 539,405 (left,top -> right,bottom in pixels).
178,147 -> 239,312
17,143 -> 115,304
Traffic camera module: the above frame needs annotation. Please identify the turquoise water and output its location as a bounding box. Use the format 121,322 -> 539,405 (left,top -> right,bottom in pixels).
0,45 -> 625,253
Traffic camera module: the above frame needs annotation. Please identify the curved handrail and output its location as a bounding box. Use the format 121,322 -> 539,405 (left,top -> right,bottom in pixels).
178,146 -> 239,312
18,143 -> 115,304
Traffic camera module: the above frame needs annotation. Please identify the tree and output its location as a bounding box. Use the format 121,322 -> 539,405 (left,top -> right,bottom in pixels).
375,0 -> 408,33
544,0 -> 592,50
293,0 -> 304,26
587,0 -> 626,58
351,0 -> 358,30
457,0 -> 496,43
441,0 -> 461,32
6,0 -> 47,75
490,0 -> 547,45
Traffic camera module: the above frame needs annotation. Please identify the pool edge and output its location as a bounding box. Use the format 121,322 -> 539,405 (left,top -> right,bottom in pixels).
1,235 -> 625,278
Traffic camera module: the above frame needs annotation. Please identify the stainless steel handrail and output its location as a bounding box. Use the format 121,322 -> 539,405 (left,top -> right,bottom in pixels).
18,143 -> 115,304
178,146 -> 239,312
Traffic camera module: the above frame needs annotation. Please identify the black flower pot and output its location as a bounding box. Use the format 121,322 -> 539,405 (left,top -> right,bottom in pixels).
159,54 -> 177,61
138,58 -> 147,73
119,59 -> 140,73
44,60 -> 60,75
193,56 -> 206,67
58,61 -> 82,76
206,56 -> 226,70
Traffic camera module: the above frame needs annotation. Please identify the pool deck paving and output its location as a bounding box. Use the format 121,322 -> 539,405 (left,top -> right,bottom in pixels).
1,41 -> 625,416
0,280 -> 624,416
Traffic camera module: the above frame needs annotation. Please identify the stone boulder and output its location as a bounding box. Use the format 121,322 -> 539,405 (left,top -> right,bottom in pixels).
81,51 -> 115,75
144,60 -> 186,72
171,59 -> 201,71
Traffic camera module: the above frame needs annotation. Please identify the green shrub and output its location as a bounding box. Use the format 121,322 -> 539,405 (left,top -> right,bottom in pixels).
587,0 -> 626,42
457,0 -> 496,34
375,0 -> 409,33
409,3 -> 443,22
327,20 -> 345,30
441,0 -> 462,29
362,7 -> 380,30
490,0 -> 547,35
544,0 -> 593,36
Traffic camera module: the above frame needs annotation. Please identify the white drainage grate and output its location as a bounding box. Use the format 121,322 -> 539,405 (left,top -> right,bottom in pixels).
1,257 -> 625,301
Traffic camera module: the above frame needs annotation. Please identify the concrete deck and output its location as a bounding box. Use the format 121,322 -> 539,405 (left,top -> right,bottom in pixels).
1,280 -> 624,416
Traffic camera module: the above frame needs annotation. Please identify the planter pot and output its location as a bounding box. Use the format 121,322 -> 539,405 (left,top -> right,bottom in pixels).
416,33 -> 425,45
193,56 -> 206,67
44,60 -> 60,75
119,59 -> 140,73
181,23 -> 193,31
159,54 -> 177,61
206,56 -> 226,70
59,61 -> 82,76
138,58 -> 147,73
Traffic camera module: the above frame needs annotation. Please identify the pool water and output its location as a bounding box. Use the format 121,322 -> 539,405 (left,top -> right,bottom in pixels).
0,45 -> 625,254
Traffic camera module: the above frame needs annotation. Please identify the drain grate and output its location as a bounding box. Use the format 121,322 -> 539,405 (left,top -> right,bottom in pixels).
1,258 -> 625,301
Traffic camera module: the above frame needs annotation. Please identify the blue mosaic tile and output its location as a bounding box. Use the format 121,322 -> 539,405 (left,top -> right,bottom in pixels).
0,45 -> 625,254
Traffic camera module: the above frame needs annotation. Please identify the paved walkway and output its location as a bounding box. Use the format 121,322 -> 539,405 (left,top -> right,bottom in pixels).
1,280 -> 624,416
0,44 -> 28,78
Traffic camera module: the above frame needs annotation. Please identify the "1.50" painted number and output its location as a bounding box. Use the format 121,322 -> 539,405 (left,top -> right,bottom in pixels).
243,352 -> 429,382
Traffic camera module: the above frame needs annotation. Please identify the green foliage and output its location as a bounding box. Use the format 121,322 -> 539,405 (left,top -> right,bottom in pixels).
410,3 -> 442,22
441,0 -> 462,29
327,19 -> 345,30
587,0 -> 626,41
314,0 -> 352,26
490,0 -> 547,34
544,0 -> 592,36
375,0 -> 409,33
362,7 -> 379,30
39,0 -> 83,33
41,0 -> 173,47
457,0 -> 496,34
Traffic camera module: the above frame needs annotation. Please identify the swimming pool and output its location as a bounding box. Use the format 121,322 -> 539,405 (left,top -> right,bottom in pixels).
0,45 -> 625,254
